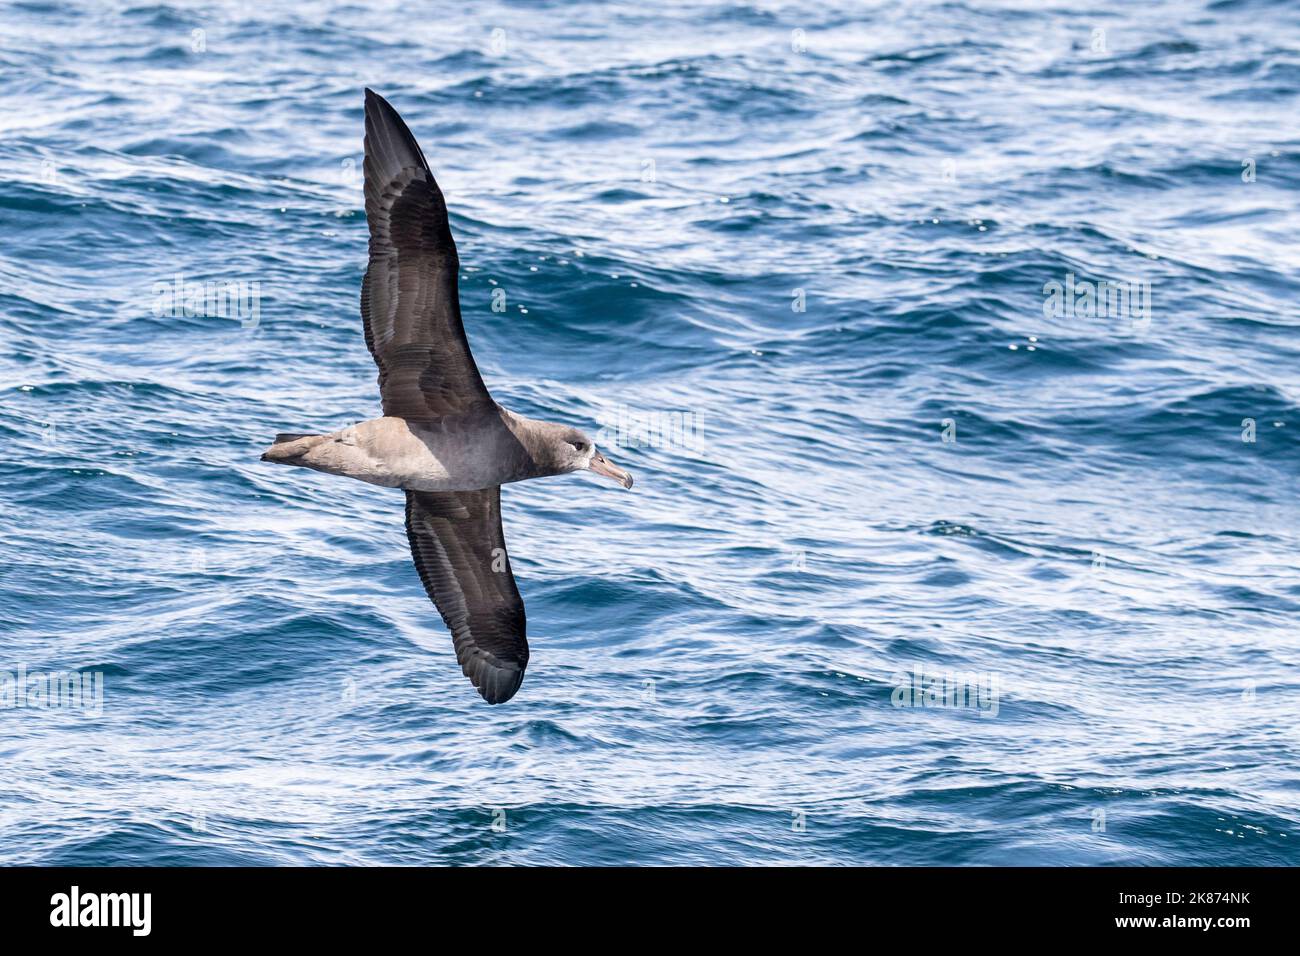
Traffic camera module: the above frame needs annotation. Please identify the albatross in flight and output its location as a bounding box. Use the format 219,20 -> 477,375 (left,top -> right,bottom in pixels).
262,89 -> 633,704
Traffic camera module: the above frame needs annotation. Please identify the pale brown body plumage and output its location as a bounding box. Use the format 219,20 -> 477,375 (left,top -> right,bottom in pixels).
262,407 -> 576,493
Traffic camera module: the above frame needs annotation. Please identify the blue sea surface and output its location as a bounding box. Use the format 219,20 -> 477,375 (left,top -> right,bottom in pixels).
2,0 -> 1299,866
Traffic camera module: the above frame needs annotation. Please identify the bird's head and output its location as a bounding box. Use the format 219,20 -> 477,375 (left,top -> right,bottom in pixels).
555,427 -> 633,489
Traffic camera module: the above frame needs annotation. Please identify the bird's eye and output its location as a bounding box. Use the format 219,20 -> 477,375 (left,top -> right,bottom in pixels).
568,440 -> 588,452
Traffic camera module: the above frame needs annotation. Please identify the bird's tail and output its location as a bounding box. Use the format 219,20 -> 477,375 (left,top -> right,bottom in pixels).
261,432 -> 328,464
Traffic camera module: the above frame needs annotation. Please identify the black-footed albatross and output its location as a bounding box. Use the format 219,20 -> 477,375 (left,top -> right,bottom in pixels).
262,89 -> 633,704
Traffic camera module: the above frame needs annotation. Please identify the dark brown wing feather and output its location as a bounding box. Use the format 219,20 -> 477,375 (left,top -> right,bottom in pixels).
404,488 -> 528,704
362,88 -> 492,421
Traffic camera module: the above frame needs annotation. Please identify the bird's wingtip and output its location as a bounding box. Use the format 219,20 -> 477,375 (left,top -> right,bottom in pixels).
465,655 -> 525,704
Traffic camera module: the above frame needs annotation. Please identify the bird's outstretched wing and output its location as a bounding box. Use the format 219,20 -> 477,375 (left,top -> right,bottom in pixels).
404,488 -> 529,704
362,88 -> 492,421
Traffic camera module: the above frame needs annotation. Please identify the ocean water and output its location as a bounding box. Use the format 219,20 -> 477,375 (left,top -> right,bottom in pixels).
2,0 -> 1299,866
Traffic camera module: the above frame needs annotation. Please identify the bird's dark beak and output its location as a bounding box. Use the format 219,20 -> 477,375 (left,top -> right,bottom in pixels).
588,450 -> 633,489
